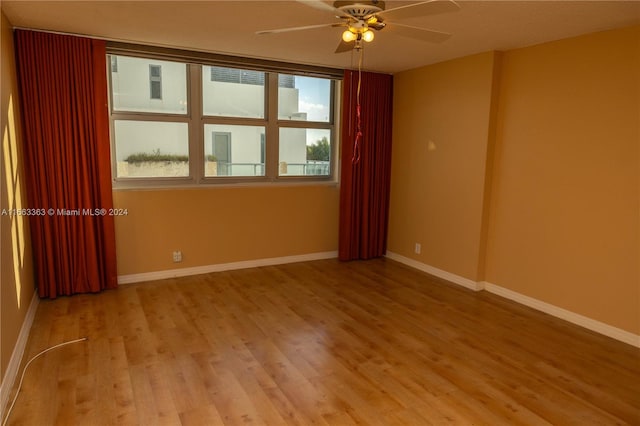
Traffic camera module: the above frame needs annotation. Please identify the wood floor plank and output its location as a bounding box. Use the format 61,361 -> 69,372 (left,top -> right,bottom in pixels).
145,362 -> 182,425
53,378 -> 76,426
128,363 -> 160,425
178,404 -> 225,426
4,258 -> 639,425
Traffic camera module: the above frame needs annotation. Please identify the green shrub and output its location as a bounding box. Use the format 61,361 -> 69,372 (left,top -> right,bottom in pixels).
125,149 -> 188,163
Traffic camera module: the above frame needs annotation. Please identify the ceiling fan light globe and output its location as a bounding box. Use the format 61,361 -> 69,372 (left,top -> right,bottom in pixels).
342,30 -> 357,42
362,30 -> 374,42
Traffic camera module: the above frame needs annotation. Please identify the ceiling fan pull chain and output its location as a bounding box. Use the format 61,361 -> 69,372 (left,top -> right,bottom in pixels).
352,47 -> 364,165
352,104 -> 362,164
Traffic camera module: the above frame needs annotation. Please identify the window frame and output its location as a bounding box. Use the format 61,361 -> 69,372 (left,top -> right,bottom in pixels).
276,72 -> 335,178
106,43 -> 342,189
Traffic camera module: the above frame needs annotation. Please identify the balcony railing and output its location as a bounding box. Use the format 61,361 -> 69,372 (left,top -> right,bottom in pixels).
214,162 -> 265,176
282,161 -> 330,176
213,161 -> 329,177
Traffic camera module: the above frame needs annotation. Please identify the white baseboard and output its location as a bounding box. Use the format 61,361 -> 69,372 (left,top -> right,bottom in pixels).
385,251 -> 640,348
481,281 -> 640,348
118,251 -> 338,285
1,290 -> 39,420
385,251 -> 482,291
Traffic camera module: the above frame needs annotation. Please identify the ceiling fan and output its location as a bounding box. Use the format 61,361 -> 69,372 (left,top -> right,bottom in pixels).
256,0 -> 460,53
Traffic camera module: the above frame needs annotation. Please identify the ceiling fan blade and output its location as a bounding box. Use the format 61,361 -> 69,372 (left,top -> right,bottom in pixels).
335,39 -> 355,53
295,0 -> 353,19
377,0 -> 460,21
385,22 -> 452,43
256,23 -> 338,35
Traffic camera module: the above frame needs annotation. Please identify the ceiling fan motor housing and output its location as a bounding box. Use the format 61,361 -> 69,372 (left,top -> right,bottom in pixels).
333,1 -> 386,19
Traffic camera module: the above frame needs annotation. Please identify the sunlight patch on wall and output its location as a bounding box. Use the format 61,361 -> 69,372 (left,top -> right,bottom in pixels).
2,96 -> 26,308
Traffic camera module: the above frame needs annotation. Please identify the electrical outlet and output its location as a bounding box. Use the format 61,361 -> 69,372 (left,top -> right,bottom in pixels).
172,251 -> 182,262
414,243 -> 421,254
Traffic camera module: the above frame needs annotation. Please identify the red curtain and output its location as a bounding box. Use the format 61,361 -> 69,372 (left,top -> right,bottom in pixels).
15,30 -> 117,298
339,70 -> 393,260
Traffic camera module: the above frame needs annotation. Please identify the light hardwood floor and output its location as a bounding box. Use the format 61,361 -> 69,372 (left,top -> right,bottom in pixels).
4,258 -> 639,425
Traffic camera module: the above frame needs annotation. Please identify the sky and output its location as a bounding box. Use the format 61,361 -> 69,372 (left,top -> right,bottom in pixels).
294,76 -> 332,145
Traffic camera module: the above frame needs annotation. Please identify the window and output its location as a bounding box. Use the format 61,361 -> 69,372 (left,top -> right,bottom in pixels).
149,65 -> 162,100
111,56 -> 186,114
279,128 -> 331,176
203,66 -> 264,118
109,55 -> 188,181
278,74 -> 333,177
205,126 -> 265,177
114,121 -> 189,178
278,74 -> 331,122
107,49 -> 340,187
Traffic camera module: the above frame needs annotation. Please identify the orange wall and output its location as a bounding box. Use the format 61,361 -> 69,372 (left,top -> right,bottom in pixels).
389,51 -> 500,281
1,12 -> 36,379
485,26 -> 639,334
390,26 -> 639,335
113,184 -> 339,276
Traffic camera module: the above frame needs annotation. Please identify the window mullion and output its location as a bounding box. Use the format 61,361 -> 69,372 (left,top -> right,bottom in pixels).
265,72 -> 279,180
189,63 -> 203,182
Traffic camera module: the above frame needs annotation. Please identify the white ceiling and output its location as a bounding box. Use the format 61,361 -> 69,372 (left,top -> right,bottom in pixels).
2,1 -> 639,74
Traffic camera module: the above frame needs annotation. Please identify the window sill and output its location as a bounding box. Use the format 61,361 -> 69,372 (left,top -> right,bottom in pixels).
112,178 -> 339,192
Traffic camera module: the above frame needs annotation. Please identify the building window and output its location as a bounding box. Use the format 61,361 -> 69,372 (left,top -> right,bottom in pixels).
278,74 -> 295,88
107,51 -> 339,187
149,64 -> 162,100
110,56 -> 118,72
210,66 -> 266,86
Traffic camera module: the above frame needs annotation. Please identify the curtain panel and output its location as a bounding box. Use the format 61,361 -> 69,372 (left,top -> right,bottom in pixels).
15,30 -> 117,298
339,70 -> 393,261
